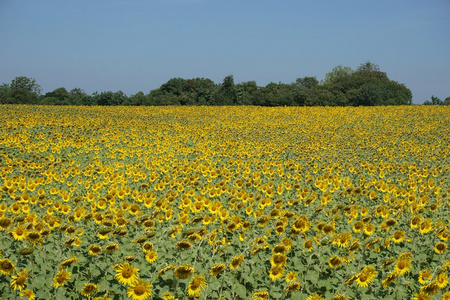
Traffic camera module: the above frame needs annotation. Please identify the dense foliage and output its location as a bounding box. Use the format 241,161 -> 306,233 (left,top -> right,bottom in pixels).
0,62 -> 422,106
0,105 -> 449,299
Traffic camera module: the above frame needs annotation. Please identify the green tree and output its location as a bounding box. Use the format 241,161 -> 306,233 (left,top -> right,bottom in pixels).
0,83 -> 12,104
11,76 -> 42,95
214,75 -> 237,105
324,65 -> 353,84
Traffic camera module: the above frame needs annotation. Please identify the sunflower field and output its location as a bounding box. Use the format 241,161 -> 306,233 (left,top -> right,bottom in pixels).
0,105 -> 449,300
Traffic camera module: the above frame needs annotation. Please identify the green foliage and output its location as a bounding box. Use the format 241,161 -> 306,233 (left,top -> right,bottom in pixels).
1,62 -> 416,106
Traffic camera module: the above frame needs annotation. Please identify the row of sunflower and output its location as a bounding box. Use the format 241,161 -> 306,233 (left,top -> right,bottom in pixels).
0,105 -> 449,299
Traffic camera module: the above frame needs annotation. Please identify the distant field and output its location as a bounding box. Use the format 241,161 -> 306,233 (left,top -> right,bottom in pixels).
0,105 -> 449,300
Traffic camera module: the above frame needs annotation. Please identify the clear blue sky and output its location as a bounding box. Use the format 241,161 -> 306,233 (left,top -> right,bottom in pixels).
1,0 -> 449,104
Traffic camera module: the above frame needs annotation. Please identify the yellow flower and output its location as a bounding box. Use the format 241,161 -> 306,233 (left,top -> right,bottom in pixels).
328,256 -> 343,269
157,264 -> 175,277
306,294 -> 326,300
270,253 -> 287,267
127,279 -> 153,300
391,230 -> 405,243
20,289 -> 35,300
442,291 -> 450,300
11,225 -> 28,241
285,281 -> 301,294
187,274 -> 207,297
411,293 -> 431,300
145,251 -> 158,263
363,224 -> 375,235
0,258 -> 15,275
210,263 -> 226,277
269,266 -> 284,280
104,243 -> 119,253
229,255 -> 244,271
419,281 -> 440,296
252,290 -> 270,299
285,271 -> 297,282
382,271 -> 397,288
59,256 -> 78,269
53,269 -> 71,288
332,294 -> 349,300
419,269 -> 432,285
115,262 -> 139,285
435,242 -> 447,254
174,264 -> 194,279
81,283 -> 98,297
88,244 -> 102,256
355,266 -> 377,288
436,272 -> 448,289
10,268 -> 28,291
394,258 -> 411,275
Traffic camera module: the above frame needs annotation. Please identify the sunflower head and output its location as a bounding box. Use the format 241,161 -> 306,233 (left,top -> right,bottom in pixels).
187,274 -> 207,297
0,258 -> 16,275
127,279 -> 153,300
115,262 -> 139,285
174,264 -> 194,279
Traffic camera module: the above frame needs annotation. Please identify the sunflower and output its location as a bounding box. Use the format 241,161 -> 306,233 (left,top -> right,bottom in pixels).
20,289 -> 35,300
174,264 -> 194,279
81,283 -> 98,297
93,297 -> 112,300
436,272 -> 448,289
53,269 -> 71,288
355,266 -> 377,288
157,264 -> 175,277
285,271 -> 297,282
281,237 -> 293,251
435,242 -> 447,254
115,262 -> 139,285
88,244 -> 102,256
306,294 -> 326,300
332,294 -> 349,300
210,263 -> 226,277
419,220 -> 433,235
11,225 -> 28,241
333,232 -> 352,248
411,293 -> 431,300
145,251 -> 158,263
252,290 -> 270,299
59,256 -> 78,269
352,221 -> 364,233
391,230 -> 405,243
442,291 -> 450,300
272,244 -> 287,254
419,281 -> 440,296
0,258 -> 16,275
104,243 -> 119,253
270,253 -> 287,267
10,268 -> 28,291
382,271 -> 397,288
229,255 -> 244,271
127,279 -> 153,300
363,224 -> 375,235
26,231 -> 42,245
303,240 -> 313,252
328,256 -> 343,269
285,281 -> 301,294
175,240 -> 192,250
419,269 -> 433,284
187,274 -> 207,297
0,217 -> 12,230
269,266 -> 284,280
394,258 -> 411,275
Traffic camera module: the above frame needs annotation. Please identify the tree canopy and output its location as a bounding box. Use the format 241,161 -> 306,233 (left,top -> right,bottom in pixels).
1,62 -> 433,106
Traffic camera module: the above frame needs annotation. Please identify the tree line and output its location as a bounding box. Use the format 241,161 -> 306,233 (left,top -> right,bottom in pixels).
1,62 -> 445,106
